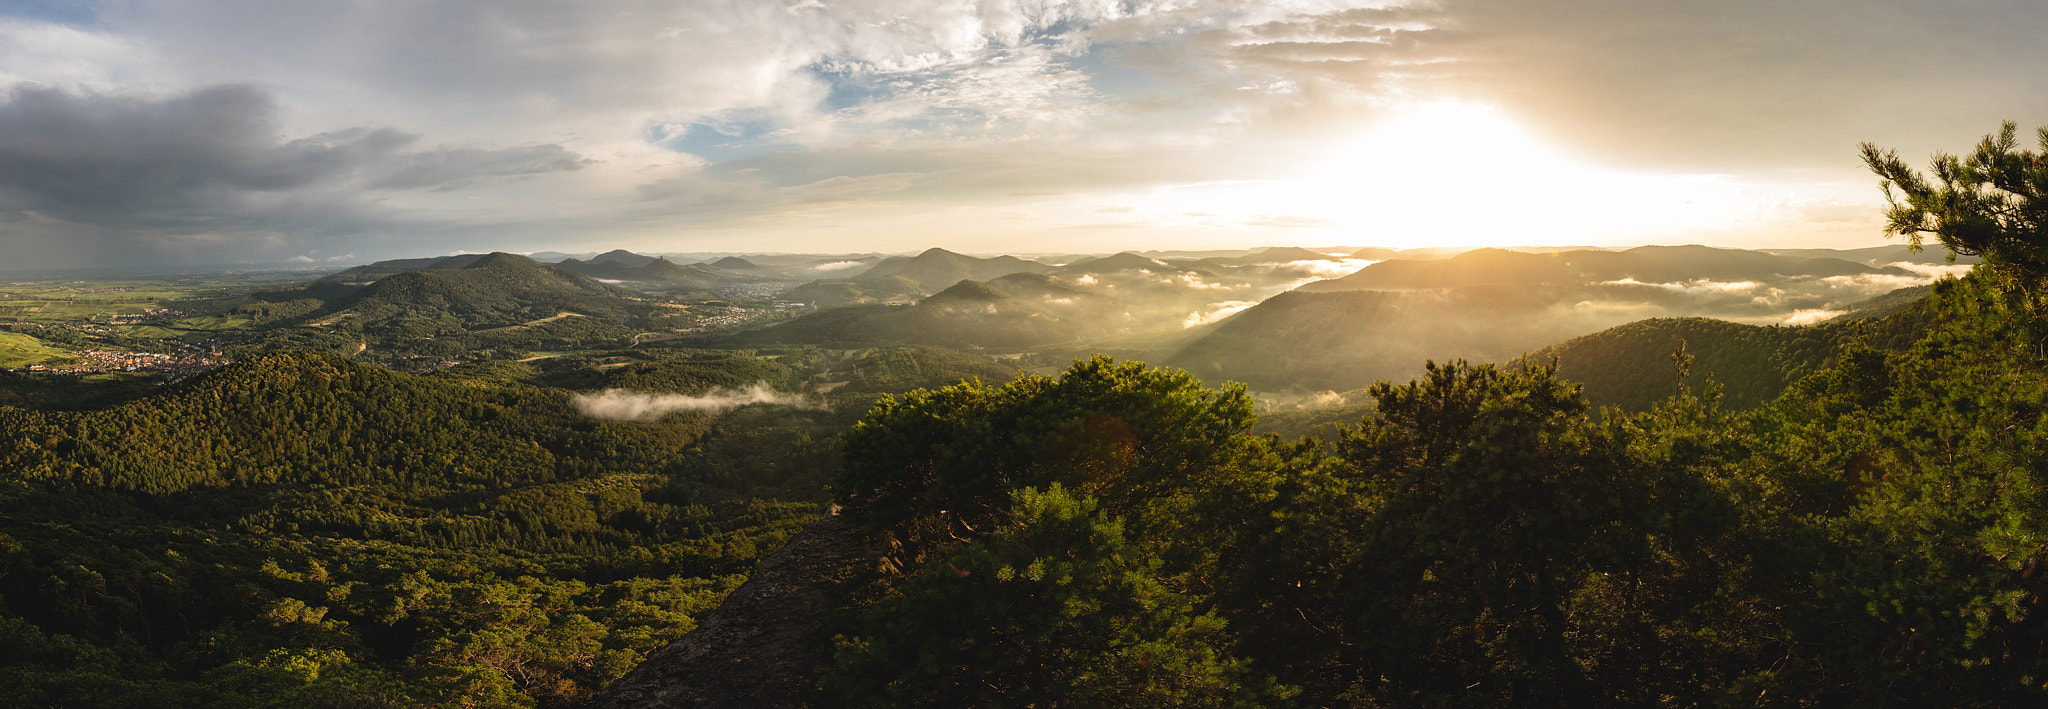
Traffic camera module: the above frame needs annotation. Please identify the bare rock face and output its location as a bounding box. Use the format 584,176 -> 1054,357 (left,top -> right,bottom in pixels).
585,511 -> 887,709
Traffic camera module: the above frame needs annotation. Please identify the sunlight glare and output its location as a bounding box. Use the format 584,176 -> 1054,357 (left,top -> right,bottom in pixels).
1305,101 -> 1739,246
1165,100 -> 1754,248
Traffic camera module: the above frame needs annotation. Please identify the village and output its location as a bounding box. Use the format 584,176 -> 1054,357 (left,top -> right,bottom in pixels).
20,340 -> 230,383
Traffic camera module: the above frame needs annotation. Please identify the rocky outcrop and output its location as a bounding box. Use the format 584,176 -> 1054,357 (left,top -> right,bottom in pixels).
585,510 -> 887,709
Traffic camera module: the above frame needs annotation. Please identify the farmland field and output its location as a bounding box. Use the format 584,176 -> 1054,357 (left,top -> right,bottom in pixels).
0,330 -> 76,368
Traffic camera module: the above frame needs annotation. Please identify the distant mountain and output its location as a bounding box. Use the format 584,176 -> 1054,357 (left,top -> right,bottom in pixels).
316,253 -> 491,285
740,275 -> 1132,350
553,256 -> 634,279
855,248 -> 1049,287
711,256 -> 762,271
1298,245 -> 1908,292
555,254 -> 739,290
1053,252 -> 1180,275
1760,245 -> 1981,267
637,260 -> 733,289
320,252 -> 640,321
590,249 -> 657,268
1242,246 -> 1347,264
774,248 -> 1053,308
239,253 -> 669,356
1181,247 -> 1350,270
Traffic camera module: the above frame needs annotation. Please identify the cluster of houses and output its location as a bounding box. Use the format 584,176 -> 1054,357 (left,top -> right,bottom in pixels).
20,343 -> 229,383
104,308 -> 194,324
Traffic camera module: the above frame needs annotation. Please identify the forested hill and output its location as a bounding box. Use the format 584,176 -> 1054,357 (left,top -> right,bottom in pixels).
1168,284 -> 1685,391
0,344 -> 1023,705
852,247 -> 1048,286
313,252 -> 644,321
1528,287 -> 1935,411
1,350 -> 699,492
225,252 -> 676,359
776,248 -> 1052,308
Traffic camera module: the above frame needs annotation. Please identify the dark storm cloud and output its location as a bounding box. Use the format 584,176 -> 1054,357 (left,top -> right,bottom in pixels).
0,84 -> 387,219
0,83 -> 589,264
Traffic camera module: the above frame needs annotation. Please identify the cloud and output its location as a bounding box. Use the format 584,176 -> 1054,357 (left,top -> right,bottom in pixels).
1244,214 -> 1337,229
1602,277 -> 1761,295
1782,309 -> 1843,326
0,84 -> 378,213
570,383 -> 821,423
363,144 -> 591,191
1888,261 -> 1973,279
0,83 -> 589,265
1183,300 -> 1259,328
1315,1 -> 2048,173
1283,258 -> 1378,279
811,260 -> 867,271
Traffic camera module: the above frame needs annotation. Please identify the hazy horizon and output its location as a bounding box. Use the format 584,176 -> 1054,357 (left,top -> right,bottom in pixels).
0,240 -> 1941,275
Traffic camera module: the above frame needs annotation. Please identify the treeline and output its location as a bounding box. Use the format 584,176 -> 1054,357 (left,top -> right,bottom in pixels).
820,264 -> 2048,706
1528,294 -> 1934,411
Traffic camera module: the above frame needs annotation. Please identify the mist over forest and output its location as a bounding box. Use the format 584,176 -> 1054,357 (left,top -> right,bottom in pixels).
1,205 -> 2023,706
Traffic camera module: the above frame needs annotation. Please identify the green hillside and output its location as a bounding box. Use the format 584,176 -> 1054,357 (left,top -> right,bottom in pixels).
228,253 -> 680,359
1526,296 -> 1933,411
0,330 -> 75,368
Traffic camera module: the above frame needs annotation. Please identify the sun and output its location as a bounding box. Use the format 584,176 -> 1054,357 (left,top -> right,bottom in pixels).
1122,99 -> 1754,249
1294,100 -> 1744,247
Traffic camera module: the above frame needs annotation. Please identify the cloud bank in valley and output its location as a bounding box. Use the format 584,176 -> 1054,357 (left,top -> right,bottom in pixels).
570,383 -> 820,423
1184,300 -> 1259,328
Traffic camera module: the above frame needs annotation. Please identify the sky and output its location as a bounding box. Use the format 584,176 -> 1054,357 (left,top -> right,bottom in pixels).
2,0 -> 2045,269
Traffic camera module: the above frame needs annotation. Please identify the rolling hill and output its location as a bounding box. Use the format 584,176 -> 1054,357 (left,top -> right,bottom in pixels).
737,276 -> 1133,350
1166,286 -> 1623,392
1525,287 -> 1935,411
236,253 -> 673,356
847,248 -> 1049,288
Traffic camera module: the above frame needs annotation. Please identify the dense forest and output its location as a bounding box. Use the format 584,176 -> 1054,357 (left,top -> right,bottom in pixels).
818,265 -> 2047,706
803,122 -> 2048,706
0,345 -> 1012,706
